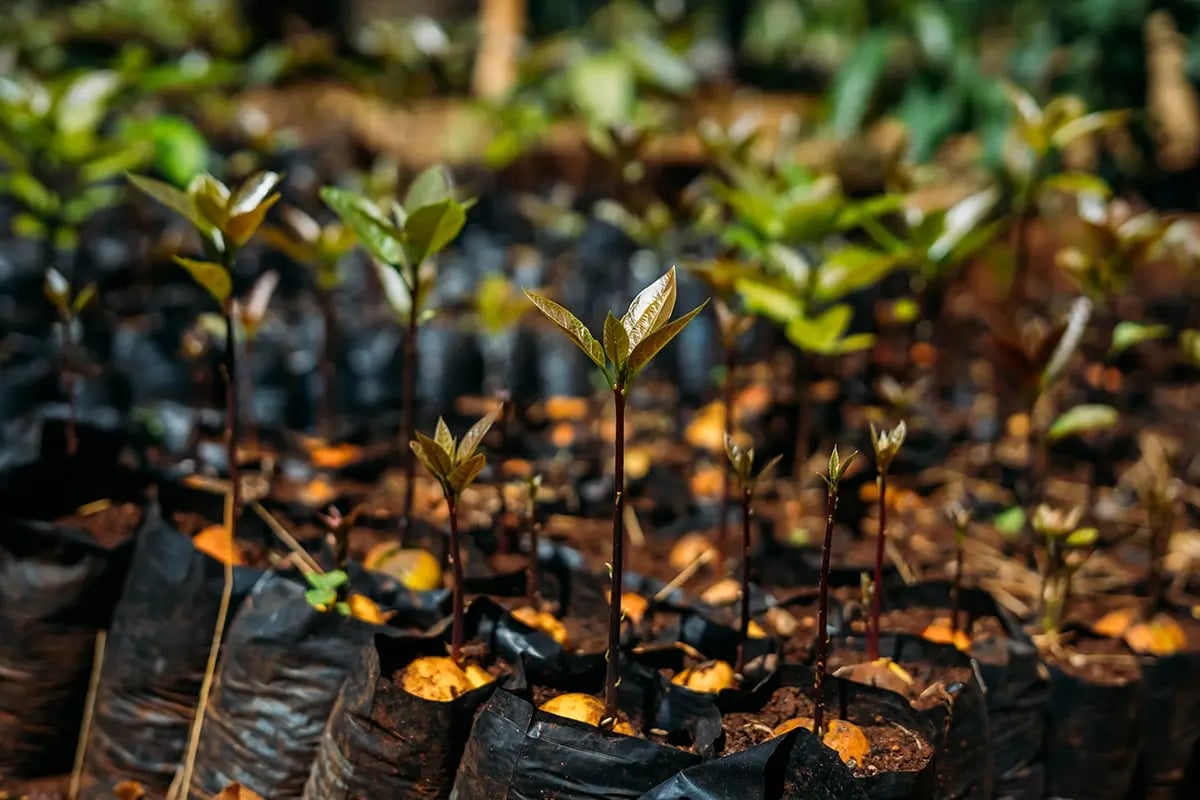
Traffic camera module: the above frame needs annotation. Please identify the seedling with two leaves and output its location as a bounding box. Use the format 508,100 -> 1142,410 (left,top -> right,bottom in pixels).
411,408 -> 498,666
43,268 -> 98,456
1033,505 -> 1097,638
322,165 -> 472,536
723,434 -> 781,674
526,265 -> 707,724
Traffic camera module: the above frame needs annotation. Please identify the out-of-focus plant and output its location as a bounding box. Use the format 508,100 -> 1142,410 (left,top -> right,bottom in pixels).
866,421 -> 906,662
0,70 -> 150,270
473,273 -> 530,396
261,207 -> 357,434
43,268 -> 98,456
1033,504 -> 1097,637
814,445 -> 857,738
322,165 -> 472,537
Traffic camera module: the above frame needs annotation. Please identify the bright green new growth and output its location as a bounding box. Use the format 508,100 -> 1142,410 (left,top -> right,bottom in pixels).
305,570 -> 351,616
524,265 -> 708,393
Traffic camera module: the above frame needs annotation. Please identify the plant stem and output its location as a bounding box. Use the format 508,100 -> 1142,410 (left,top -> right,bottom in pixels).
718,341 -> 736,570
735,486 -> 752,675
447,492 -> 465,665
604,384 -> 627,722
813,481 -> 839,739
401,304 -> 419,541
223,297 -> 241,539
867,471 -> 887,661
951,535 -> 964,636
526,487 -> 541,608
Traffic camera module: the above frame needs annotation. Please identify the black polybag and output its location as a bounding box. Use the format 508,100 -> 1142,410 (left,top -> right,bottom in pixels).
302,630 -> 502,800
1135,641 -> 1200,796
1042,641 -> 1143,800
183,571 -> 394,799
636,726 -> 867,800
885,581 -> 1045,800
0,457 -> 142,778
450,688 -> 701,800
832,633 -> 993,800
78,501 -> 267,798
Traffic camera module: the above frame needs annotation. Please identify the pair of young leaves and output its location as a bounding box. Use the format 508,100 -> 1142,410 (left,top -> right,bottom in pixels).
724,433 -> 781,496
525,266 -> 707,391
128,170 -> 283,305
412,408 -> 498,499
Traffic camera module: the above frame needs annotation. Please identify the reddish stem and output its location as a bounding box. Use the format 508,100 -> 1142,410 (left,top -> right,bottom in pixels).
604,385 -> 627,722
736,487 -> 752,675
447,492 -> 464,665
526,495 -> 541,608
813,482 -> 839,738
223,298 -> 241,541
867,471 -> 887,661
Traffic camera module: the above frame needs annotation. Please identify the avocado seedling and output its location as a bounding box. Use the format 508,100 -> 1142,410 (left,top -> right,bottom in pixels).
261,207 -> 357,434
526,265 -> 707,725
1033,504 -> 1097,639
43,268 -> 97,456
724,433 -> 781,674
866,421 -> 905,661
322,165 -> 471,537
814,445 -> 858,738
411,408 -> 498,665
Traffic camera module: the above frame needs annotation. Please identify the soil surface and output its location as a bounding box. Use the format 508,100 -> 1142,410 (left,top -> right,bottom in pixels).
864,606 -> 1010,663
1040,633 -> 1142,685
721,684 -> 934,777
0,774 -> 69,800
56,502 -> 142,549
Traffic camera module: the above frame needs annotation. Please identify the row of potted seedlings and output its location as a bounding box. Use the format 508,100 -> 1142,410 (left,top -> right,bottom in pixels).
0,166 -> 1196,800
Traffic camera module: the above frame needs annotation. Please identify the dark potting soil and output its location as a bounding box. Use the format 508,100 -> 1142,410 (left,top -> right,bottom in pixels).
0,774 -> 70,799
1040,634 -> 1142,685
866,606 -> 1009,664
55,501 -> 142,550
720,685 -> 934,777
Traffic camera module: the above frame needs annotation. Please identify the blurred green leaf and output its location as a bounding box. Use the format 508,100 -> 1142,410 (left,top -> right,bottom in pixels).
1110,321 -> 1169,355
829,30 -> 891,138
403,198 -> 466,265
173,256 -> 231,305
1047,404 -> 1118,441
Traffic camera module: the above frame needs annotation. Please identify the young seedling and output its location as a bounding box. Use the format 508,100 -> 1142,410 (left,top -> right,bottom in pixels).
724,434 -> 781,674
1033,504 -> 1097,638
947,503 -> 972,638
43,268 -> 97,456
305,570 -> 352,616
231,270 -> 279,446
1133,433 -> 1180,615
322,166 -> 471,537
411,408 -> 498,665
526,265 -> 707,724
866,421 -> 905,661
261,207 -> 357,434
814,445 -> 858,738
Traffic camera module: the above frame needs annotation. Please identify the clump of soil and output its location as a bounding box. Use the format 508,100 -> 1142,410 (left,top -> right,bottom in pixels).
56,501 -> 142,549
721,685 -> 934,777
1039,634 -> 1142,685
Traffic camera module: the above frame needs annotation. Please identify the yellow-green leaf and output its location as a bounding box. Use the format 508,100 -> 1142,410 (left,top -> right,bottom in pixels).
434,417 -> 456,459
1111,321 -> 1169,355
228,171 -> 283,218
404,165 -> 454,211
225,192 -> 280,247
413,432 -> 452,478
448,452 -> 487,495
524,291 -> 607,372
403,199 -> 467,266
621,266 -> 677,349
127,173 -> 208,233
188,174 -> 230,228
1051,110 -> 1131,150
626,300 -> 708,379
603,311 -> 630,365
72,282 -> 98,314
1047,404 -> 1118,441
173,256 -> 231,305
458,407 -> 498,461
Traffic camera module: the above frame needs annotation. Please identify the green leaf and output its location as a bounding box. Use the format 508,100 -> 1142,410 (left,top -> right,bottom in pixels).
568,53 -> 635,127
188,173 -> 231,228
434,417 -> 456,459
4,172 -> 59,216
785,304 -> 853,355
524,291 -> 607,373
225,192 -> 280,247
56,71 -> 119,136
448,452 -> 488,495
458,408 -> 499,461
72,283 -> 97,314
413,433 -> 453,478
404,165 -> 454,211
626,301 -> 708,380
1050,110 -> 1130,150
229,171 -> 284,219
1065,527 -> 1098,548
1110,321 -> 1170,355
829,30 -> 891,138
321,187 -> 404,266
622,267 -> 678,349
144,115 -> 209,187
813,246 -> 899,304
621,33 -> 695,94
127,173 -> 208,234
305,587 -> 335,607
993,506 -> 1026,536
603,311 -> 630,366
1047,404 -> 1118,441
403,198 -> 467,265
172,256 -> 231,305
735,277 -> 804,324
928,187 -> 1002,263
1040,171 -> 1112,200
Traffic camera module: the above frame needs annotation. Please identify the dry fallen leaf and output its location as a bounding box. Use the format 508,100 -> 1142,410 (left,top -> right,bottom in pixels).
192,525 -> 246,566
211,784 -> 266,800
113,780 -> 146,800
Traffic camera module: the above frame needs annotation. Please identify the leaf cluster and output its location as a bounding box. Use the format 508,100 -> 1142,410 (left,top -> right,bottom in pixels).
821,446 -> 859,491
44,268 -> 97,321
724,434 -> 781,495
305,569 -> 350,614
411,408 -> 498,499
870,420 -> 906,474
525,266 -> 707,391
261,207 -> 358,293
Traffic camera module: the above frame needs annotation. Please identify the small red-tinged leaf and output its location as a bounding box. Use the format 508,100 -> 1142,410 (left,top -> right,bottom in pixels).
113,779 -> 146,799
259,225 -> 313,266
282,205 -> 321,243
225,192 -> 281,247
238,270 -> 279,335
434,417 -> 456,459
448,452 -> 487,494
603,310 -> 630,365
173,256 -> 231,305
524,290 -> 607,372
72,282 -> 98,314
458,407 -> 499,460
127,173 -> 208,234
621,266 -> 677,348
229,171 -> 284,218
756,454 -> 784,487
626,300 -> 708,379
412,433 -> 452,478
188,173 -> 231,228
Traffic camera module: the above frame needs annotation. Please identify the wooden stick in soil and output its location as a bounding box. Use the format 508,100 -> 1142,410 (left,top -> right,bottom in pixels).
67,630 -> 106,800
735,485 -> 753,675
604,385 -> 627,723
447,493 -> 465,665
813,482 -> 839,739
400,302 -> 419,542
867,470 -> 887,662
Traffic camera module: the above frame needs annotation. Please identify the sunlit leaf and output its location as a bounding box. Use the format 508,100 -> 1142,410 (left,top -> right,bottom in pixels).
785,304 -> 853,355
603,311 -> 630,365
188,173 -> 231,230
72,282 -> 98,314
928,186 -> 1001,263
1066,527 -> 1099,548
1111,321 -> 1170,355
413,432 -> 452,477
568,53 -> 634,127
128,173 -> 209,233
434,417 -> 456,458
626,301 -> 708,379
44,268 -> 70,313
173,256 -> 231,305
735,277 -> 803,324
448,452 -> 487,494
1050,110 -> 1130,150
1040,172 -> 1112,200
321,186 -> 403,265
524,291 -> 607,373
813,246 -> 899,304
1047,404 -> 1118,441
229,171 -> 284,218
225,193 -> 280,246
622,266 -> 677,348
404,198 -> 467,265
459,408 -> 498,460
404,164 -> 454,210
239,270 -> 279,333
56,70 -> 119,136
